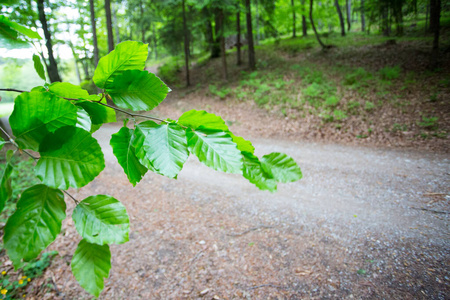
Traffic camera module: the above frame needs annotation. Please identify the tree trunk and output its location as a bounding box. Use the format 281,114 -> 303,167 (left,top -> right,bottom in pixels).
309,0 -> 328,49
218,9 -> 228,80
89,0 -> 99,67
425,0 -> 429,33
113,2 -> 120,44
360,0 -> 365,32
256,0 -> 260,44
430,0 -> 441,69
105,0 -> 114,52
182,0 -> 190,86
301,0 -> 307,36
291,0 -> 296,38
212,10 -> 221,58
139,0 -> 145,43
152,24 -> 157,60
335,0 -> 346,36
237,9 -> 242,65
346,0 -> 351,31
245,0 -> 256,70
37,0 -> 61,82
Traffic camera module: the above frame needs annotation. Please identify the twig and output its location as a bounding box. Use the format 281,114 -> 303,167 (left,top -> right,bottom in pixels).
423,193 -> 447,196
63,190 -> 79,205
0,88 -> 26,93
0,88 -> 169,124
189,250 -> 205,265
227,225 -> 275,237
247,284 -> 287,290
411,207 -> 449,214
0,126 -> 39,160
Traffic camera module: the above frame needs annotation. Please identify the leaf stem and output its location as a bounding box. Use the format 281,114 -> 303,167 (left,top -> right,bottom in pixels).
0,88 -> 168,124
0,119 -> 79,205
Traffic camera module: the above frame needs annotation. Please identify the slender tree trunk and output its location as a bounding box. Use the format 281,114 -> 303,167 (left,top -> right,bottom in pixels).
218,9 -> 228,80
256,0 -> 260,44
89,0 -> 99,67
182,0 -> 190,86
212,10 -> 222,58
309,0 -> 328,49
335,0 -> 346,36
105,0 -> 114,52
360,0 -> 365,32
152,24 -> 157,60
237,9 -> 242,65
346,0 -> 351,31
37,0 -> 61,82
113,2 -> 120,44
245,0 -> 256,70
430,0 -> 441,68
139,0 -> 145,43
292,0 -> 296,37
301,0 -> 307,36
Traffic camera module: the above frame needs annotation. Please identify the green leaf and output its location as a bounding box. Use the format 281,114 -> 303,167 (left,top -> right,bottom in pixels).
73,195 -> 130,245
178,110 -> 229,131
242,152 -> 277,192
107,70 -> 169,111
48,82 -> 90,99
0,161 -> 13,213
9,91 -> 78,151
32,54 -> 46,81
230,134 -> 255,153
75,101 -> 116,125
133,122 -> 188,179
0,16 -> 41,40
186,127 -> 242,174
3,184 -> 65,268
71,239 -> 111,297
75,107 -> 92,132
110,127 -> 147,185
0,22 -> 29,49
35,127 -> 105,189
93,41 -> 148,89
0,136 -> 6,151
260,152 -> 302,183
132,122 -> 158,172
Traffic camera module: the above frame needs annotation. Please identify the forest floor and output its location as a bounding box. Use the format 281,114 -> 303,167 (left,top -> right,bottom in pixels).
7,36 -> 450,299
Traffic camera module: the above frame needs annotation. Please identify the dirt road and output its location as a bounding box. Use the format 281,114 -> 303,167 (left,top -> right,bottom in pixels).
45,122 -> 449,299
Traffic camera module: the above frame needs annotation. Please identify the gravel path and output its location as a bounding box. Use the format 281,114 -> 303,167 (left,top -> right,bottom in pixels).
45,122 -> 449,299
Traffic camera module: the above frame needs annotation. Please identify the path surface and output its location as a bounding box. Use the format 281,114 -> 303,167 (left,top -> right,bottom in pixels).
47,124 -> 449,299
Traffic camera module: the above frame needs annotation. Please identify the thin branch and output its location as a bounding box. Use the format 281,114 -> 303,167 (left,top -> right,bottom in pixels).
63,190 -> 79,205
0,126 -> 39,160
95,101 -> 167,123
227,225 -> 275,237
0,88 -> 168,123
0,88 -> 27,93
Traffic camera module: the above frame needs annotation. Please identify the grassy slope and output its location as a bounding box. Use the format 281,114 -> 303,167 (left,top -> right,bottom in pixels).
161,22 -> 449,152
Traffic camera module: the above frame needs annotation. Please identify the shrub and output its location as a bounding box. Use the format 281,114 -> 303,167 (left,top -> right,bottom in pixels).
379,65 -> 401,81
157,57 -> 181,83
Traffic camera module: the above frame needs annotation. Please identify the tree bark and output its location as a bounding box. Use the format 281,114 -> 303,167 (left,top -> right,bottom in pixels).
37,0 -> 61,82
309,0 -> 328,49
212,10 -> 221,58
346,0 -> 351,31
218,9 -> 228,80
335,0 -> 346,36
105,0 -> 114,52
182,0 -> 190,86
89,0 -> 99,67
301,0 -> 307,36
113,2 -> 120,43
430,0 -> 441,69
237,9 -> 242,65
245,0 -> 256,70
291,0 -> 296,38
139,0 -> 145,43
425,0 -> 429,33
360,0 -> 365,32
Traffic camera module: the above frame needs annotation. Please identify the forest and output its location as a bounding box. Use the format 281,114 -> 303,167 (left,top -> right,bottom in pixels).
0,0 -> 449,299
